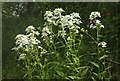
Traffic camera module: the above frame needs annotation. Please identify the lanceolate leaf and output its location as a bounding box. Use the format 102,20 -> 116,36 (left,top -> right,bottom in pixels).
81,67 -> 89,77
91,62 -> 99,68
92,72 -> 98,77
91,76 -> 96,81
68,76 -> 80,79
99,55 -> 108,60
105,66 -> 112,71
56,71 -> 64,77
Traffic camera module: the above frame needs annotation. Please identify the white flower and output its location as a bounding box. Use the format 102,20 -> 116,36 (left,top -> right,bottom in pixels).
42,26 -> 51,37
70,26 -> 75,29
30,38 -> 40,45
18,53 -> 26,60
89,11 -> 101,20
76,26 -> 80,29
76,20 -> 82,24
80,34 -> 83,37
47,18 -> 53,23
58,30 -> 66,38
25,26 -> 35,33
38,46 -> 42,49
41,49 -> 47,54
54,8 -> 64,14
15,34 -> 25,39
90,24 -> 96,29
96,12 -> 101,17
44,11 -> 53,17
81,28 -> 85,32
70,12 -> 81,19
35,31 -> 40,36
85,30 -> 88,33
100,25 -> 104,28
52,16 -> 59,20
65,15 -> 71,19
22,37 -> 29,45
15,34 -> 29,46
42,32 -> 48,37
98,41 -> 107,48
68,20 -> 73,26
42,27 -> 50,34
67,37 -> 70,41
12,47 -> 18,51
96,20 -> 100,24
61,15 -> 69,26
75,30 -> 79,33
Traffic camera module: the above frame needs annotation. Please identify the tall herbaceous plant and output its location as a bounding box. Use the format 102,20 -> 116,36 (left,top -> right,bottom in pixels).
12,8 -> 111,80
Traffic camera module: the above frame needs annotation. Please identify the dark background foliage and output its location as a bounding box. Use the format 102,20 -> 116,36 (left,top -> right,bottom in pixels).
2,2 -> 120,80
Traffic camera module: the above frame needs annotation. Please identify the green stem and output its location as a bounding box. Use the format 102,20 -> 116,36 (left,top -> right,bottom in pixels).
96,27 -> 101,80
77,35 -> 83,51
86,33 -> 97,44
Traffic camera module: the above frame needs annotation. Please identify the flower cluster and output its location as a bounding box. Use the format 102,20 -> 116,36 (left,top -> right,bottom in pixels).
43,8 -> 82,39
15,26 -> 40,49
13,26 -> 40,59
42,26 -> 51,37
44,8 -> 64,24
89,11 -> 101,20
89,11 -> 104,29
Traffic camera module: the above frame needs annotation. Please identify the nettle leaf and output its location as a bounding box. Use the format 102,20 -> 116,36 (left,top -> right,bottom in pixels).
91,62 -> 99,68
99,55 -> 108,60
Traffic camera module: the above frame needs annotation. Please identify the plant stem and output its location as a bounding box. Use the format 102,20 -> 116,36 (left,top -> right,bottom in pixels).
96,27 -> 102,80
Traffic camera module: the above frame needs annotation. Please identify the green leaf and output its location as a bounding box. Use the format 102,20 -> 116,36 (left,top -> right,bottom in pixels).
68,76 -> 75,79
98,35 -> 103,38
105,66 -> 112,71
101,70 -> 107,75
91,62 -> 99,68
56,71 -> 64,77
76,66 -> 88,70
99,55 -> 108,60
57,45 -> 65,48
76,66 -> 88,75
78,55 -> 84,59
67,63 -> 74,65
91,76 -> 96,81
68,76 -> 80,79
81,67 -> 89,77
92,72 -> 98,77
